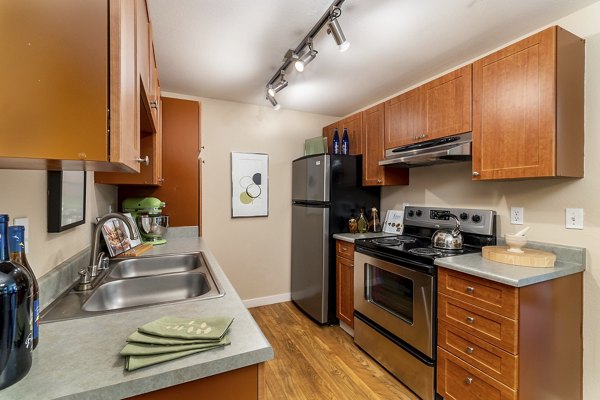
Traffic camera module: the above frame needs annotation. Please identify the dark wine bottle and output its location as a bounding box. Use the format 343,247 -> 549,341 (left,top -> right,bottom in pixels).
341,128 -> 349,155
9,226 -> 39,349
332,128 -> 340,154
0,215 -> 33,390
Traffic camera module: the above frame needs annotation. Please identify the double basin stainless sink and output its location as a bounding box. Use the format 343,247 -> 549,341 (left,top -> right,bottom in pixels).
41,252 -> 224,323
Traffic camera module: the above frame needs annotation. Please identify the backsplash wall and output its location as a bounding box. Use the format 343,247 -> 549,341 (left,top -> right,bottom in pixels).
0,170 -> 117,277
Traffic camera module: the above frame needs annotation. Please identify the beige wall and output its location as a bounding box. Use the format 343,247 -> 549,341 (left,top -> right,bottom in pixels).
162,92 -> 336,302
380,3 -> 600,398
0,170 -> 117,277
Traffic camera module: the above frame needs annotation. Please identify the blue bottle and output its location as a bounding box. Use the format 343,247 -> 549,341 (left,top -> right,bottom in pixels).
0,215 -> 33,389
342,128 -> 349,155
332,128 -> 340,154
9,226 -> 39,349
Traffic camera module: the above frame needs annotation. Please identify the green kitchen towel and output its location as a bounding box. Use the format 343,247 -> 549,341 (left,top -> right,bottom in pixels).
137,316 -> 234,340
127,331 -> 221,345
121,336 -> 230,356
125,345 -> 226,372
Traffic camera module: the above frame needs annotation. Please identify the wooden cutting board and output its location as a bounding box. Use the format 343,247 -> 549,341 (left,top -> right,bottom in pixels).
116,243 -> 153,258
482,246 -> 556,268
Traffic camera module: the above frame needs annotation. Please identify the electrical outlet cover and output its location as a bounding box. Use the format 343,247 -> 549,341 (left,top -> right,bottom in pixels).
510,207 -> 524,225
566,208 -> 584,230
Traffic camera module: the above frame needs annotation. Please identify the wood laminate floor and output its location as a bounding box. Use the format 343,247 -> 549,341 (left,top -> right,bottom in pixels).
250,302 -> 418,400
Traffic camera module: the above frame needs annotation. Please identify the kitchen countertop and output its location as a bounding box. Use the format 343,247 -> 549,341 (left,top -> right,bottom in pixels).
333,232 -> 398,243
435,240 -> 586,287
0,238 -> 274,400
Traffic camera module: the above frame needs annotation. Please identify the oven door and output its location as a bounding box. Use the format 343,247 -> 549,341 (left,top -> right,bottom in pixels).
354,251 -> 434,358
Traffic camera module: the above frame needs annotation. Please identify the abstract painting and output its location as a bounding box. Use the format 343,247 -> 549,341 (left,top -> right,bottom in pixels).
231,152 -> 269,217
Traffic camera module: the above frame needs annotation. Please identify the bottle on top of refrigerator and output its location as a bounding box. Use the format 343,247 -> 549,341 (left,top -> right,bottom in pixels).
341,128 -> 349,155
9,226 -> 39,349
332,128 -> 340,154
0,215 -> 33,390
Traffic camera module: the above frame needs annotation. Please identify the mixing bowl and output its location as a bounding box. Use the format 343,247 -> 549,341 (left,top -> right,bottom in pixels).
137,215 -> 169,243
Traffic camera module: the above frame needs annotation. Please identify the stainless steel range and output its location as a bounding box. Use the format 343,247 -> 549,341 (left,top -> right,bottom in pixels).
353,206 -> 497,400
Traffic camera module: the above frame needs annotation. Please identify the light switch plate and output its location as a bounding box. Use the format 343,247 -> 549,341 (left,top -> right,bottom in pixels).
13,217 -> 30,254
566,208 -> 584,229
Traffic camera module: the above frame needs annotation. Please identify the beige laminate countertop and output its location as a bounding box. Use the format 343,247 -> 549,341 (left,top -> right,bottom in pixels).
0,238 -> 273,400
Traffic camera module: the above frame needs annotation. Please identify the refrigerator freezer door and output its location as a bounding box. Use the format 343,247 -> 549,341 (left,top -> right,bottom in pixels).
292,154 -> 330,203
291,203 -> 330,323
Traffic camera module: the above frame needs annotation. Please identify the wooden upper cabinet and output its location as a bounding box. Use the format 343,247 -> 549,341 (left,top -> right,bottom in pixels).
362,104 -> 408,186
472,26 -> 584,180
0,0 -> 140,172
384,66 -> 472,149
322,112 -> 363,155
136,0 -> 150,96
423,65 -> 472,141
384,87 -> 425,149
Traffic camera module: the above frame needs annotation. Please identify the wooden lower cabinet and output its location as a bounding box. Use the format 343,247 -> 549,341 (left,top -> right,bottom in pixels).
336,240 -> 355,328
437,268 -> 583,400
127,364 -> 263,399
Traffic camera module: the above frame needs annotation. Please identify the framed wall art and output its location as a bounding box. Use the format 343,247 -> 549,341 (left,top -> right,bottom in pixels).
47,171 -> 86,232
231,152 -> 268,218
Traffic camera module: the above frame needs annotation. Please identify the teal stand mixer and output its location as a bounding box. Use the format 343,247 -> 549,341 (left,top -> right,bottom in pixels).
122,197 -> 169,245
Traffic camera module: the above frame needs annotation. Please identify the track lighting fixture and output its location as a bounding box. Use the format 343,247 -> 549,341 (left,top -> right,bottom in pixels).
266,93 -> 280,110
294,39 -> 318,72
267,71 -> 288,97
264,0 -> 348,110
327,7 -> 350,52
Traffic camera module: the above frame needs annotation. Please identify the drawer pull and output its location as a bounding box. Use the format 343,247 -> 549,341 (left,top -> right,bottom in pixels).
466,316 -> 475,324
341,247 -> 348,252
466,286 -> 475,294
465,377 -> 473,385
466,346 -> 474,354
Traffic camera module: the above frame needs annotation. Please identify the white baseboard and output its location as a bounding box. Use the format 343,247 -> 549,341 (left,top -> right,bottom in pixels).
243,293 -> 291,308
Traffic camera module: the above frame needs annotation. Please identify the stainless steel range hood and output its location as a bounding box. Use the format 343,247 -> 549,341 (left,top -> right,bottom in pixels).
379,132 -> 472,168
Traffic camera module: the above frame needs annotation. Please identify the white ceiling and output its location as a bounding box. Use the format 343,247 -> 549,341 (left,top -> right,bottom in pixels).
148,0 -> 597,117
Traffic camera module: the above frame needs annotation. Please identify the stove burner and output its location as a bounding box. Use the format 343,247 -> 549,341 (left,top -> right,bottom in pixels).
372,236 -> 417,246
408,248 -> 443,257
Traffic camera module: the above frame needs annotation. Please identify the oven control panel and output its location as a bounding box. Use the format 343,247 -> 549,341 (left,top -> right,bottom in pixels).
404,206 -> 496,236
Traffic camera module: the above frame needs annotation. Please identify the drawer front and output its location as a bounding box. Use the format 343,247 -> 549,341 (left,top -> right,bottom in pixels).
437,348 -> 517,400
438,268 -> 518,319
336,241 -> 355,260
438,320 -> 518,388
438,293 -> 518,354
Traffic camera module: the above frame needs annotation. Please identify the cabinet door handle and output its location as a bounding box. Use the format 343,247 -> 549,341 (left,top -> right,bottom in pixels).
377,179 -> 383,184
466,286 -> 475,294
466,316 -> 475,324
465,377 -> 473,385
341,247 -> 348,252
150,100 -> 158,109
136,156 -> 150,166
158,177 -> 165,183
472,171 -> 480,177
466,346 -> 474,354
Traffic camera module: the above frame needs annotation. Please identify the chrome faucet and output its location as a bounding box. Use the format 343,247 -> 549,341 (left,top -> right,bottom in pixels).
76,213 -> 139,291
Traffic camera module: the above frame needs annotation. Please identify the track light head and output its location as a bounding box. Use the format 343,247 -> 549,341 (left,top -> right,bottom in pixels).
294,38 -> 318,72
266,93 -> 280,110
327,7 -> 350,52
267,73 -> 288,97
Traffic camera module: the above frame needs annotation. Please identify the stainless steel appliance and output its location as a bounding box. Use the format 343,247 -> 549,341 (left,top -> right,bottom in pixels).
291,154 -> 380,324
379,132 -> 472,168
354,206 -> 496,400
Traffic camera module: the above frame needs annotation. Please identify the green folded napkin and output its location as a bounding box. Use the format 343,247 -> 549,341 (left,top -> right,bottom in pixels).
121,336 -> 230,356
125,345 -> 225,372
127,331 -> 220,345
137,316 -> 234,340
122,316 -> 235,371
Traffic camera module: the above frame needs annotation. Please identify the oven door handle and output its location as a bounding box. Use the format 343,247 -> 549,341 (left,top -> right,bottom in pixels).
355,247 -> 435,275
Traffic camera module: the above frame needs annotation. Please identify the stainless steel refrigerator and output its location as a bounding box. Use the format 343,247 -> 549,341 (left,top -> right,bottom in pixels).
291,154 -> 380,324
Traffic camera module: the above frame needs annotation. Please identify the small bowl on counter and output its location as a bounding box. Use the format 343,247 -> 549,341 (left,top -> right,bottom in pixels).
505,233 -> 527,253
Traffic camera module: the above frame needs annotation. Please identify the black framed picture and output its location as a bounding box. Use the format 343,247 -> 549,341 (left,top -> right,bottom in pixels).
47,171 -> 86,233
